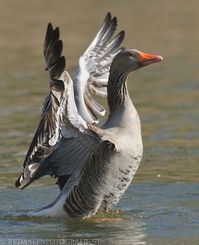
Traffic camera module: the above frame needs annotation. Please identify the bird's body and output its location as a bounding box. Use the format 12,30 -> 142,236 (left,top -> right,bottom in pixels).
64,99 -> 143,218
15,13 -> 162,218
33,97 -> 142,218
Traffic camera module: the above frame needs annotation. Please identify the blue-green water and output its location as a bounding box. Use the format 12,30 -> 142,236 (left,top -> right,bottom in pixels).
1,183 -> 199,244
0,0 -> 199,244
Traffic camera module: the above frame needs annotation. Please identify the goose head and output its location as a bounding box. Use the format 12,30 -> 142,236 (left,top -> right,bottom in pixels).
108,49 -> 163,112
111,49 -> 163,75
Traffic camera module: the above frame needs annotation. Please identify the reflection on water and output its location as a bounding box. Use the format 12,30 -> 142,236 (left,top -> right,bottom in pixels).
0,0 -> 199,244
0,186 -> 146,245
1,183 -> 199,244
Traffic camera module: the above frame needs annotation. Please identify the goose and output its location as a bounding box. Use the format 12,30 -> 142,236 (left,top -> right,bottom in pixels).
15,13 -> 163,218
16,13 -> 124,189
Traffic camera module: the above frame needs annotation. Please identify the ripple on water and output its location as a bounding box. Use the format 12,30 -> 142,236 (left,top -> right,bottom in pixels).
0,183 -> 199,245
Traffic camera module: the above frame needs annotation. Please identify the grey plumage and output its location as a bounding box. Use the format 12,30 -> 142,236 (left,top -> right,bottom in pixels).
16,13 -> 125,190
73,13 -> 125,123
16,13 -> 163,218
15,23 -> 66,189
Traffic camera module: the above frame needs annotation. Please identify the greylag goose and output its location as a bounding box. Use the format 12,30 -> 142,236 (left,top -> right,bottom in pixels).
16,13 -> 124,189
15,13 -> 163,218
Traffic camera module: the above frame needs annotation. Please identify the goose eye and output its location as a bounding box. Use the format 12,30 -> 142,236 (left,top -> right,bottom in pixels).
129,52 -> 137,58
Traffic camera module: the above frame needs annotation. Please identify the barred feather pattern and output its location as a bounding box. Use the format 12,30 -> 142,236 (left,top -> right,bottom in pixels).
73,12 -> 125,123
15,23 -> 66,189
63,141 -> 115,218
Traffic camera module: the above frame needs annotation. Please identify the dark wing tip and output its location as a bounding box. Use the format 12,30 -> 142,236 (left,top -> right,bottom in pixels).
15,176 -> 21,188
47,22 -> 53,31
15,174 -> 31,190
106,12 -> 112,21
118,30 -> 125,42
46,23 -> 53,37
112,16 -> 118,27
44,23 -> 65,80
44,23 -> 54,46
53,26 -> 60,40
15,161 -> 42,189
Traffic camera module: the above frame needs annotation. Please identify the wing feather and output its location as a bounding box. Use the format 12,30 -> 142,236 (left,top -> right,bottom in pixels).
73,13 -> 125,123
16,23 -> 89,189
16,13 -> 124,191
16,23 -> 66,189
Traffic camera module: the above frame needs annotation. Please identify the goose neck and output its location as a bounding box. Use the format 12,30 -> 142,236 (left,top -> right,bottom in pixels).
107,70 -> 129,113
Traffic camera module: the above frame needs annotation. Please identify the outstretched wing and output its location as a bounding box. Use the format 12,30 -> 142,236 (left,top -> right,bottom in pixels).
15,23 -> 67,189
40,125 -> 116,193
73,12 -> 125,124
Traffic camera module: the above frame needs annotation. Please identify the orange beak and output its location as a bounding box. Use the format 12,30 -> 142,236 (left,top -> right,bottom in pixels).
139,51 -> 163,66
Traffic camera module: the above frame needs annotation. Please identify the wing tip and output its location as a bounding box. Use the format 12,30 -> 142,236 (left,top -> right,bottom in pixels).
111,16 -> 118,28
105,12 -> 117,26
46,23 -> 53,36
15,176 -> 21,188
105,12 -> 112,23
47,22 -> 53,30
15,174 -> 30,190
120,30 -> 125,38
15,161 -> 41,189
54,26 -> 60,39
117,30 -> 125,44
44,22 -> 66,79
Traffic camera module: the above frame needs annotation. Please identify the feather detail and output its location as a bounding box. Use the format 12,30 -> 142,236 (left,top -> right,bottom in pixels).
73,13 -> 125,123
15,23 -> 66,189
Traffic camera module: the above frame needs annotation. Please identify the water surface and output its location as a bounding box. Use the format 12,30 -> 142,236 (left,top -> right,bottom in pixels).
0,0 -> 199,244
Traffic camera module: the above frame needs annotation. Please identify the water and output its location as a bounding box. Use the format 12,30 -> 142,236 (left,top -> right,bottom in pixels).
0,184 -> 199,244
0,0 -> 199,244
